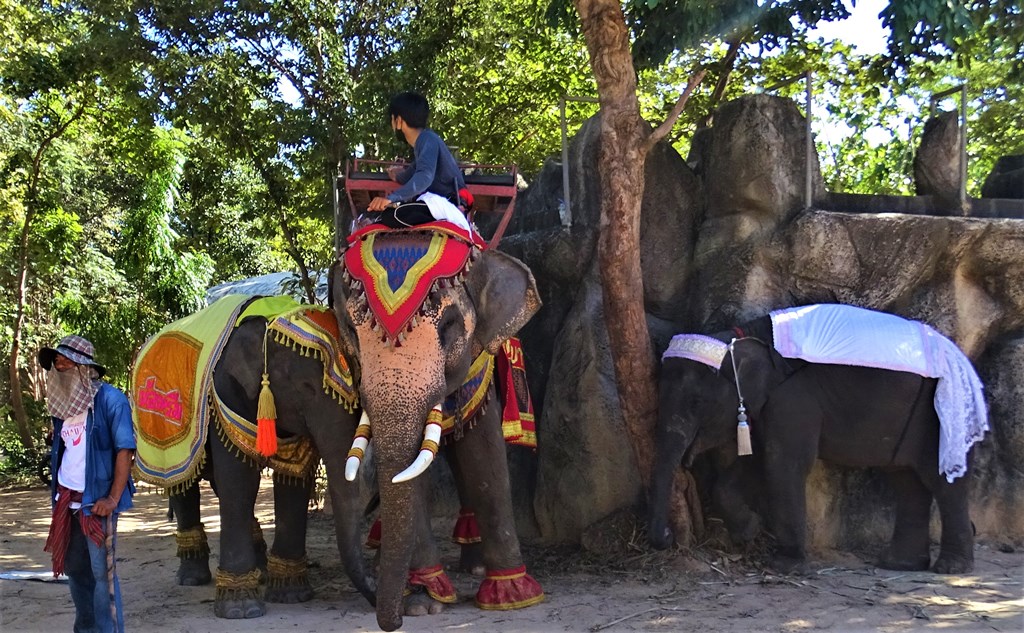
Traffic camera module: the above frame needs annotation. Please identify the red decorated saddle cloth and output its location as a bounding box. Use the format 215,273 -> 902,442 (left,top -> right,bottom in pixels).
341,221 -> 486,346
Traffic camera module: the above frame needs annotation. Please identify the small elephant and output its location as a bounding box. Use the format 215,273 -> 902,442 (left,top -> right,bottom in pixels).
332,226 -> 544,631
648,305 -> 985,575
157,314 -> 376,618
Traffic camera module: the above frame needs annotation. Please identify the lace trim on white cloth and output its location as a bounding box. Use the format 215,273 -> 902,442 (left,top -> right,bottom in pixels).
770,304 -> 989,482
662,334 -> 728,369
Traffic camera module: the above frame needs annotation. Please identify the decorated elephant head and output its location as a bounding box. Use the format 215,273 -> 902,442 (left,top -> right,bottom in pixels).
330,225 -> 540,631
648,322 -> 786,551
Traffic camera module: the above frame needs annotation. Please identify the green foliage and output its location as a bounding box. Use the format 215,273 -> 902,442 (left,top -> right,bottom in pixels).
0,401 -> 49,486
2,0 -> 1022,457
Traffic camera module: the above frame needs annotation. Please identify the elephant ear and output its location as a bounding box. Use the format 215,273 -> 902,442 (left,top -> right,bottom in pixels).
722,340 -> 786,418
465,250 -> 541,355
329,259 -> 362,381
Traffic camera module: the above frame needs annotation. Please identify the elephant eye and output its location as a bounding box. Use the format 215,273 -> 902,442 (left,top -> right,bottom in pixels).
438,307 -> 465,349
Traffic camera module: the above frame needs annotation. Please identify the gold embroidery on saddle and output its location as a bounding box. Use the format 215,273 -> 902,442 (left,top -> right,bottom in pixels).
440,351 -> 494,440
212,385 -> 320,479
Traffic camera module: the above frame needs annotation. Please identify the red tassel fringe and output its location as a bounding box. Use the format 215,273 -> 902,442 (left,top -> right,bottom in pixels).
256,418 -> 278,457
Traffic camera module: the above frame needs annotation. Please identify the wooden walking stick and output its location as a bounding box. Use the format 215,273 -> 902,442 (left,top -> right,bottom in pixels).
106,513 -> 117,627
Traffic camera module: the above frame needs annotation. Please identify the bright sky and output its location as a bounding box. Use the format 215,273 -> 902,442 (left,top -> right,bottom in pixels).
808,0 -> 890,56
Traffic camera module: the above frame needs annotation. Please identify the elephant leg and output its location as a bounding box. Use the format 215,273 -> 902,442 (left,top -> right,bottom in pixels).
447,456 -> 485,576
878,469 -> 932,571
264,474 -> 314,604
648,380 -> 695,551
762,392 -> 820,574
209,431 -> 264,619
404,476 -> 449,617
448,408 -> 544,610
710,453 -> 762,545
928,472 -> 974,573
170,481 -> 212,586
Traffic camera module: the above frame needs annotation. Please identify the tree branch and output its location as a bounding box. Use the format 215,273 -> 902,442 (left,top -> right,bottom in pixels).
699,35 -> 745,129
242,36 -> 316,107
644,70 -> 707,153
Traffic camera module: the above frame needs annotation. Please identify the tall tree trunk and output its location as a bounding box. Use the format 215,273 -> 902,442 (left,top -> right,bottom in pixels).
8,103 -> 87,450
10,218 -> 37,450
574,0 -> 704,546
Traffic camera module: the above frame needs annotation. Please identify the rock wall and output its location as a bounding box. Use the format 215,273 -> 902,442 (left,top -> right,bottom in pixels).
501,93 -> 1024,552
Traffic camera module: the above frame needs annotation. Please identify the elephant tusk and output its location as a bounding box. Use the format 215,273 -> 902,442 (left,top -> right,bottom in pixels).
345,410 -> 372,481
391,405 -> 443,484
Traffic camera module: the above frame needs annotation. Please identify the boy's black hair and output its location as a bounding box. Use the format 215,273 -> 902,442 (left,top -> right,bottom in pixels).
388,92 -> 429,129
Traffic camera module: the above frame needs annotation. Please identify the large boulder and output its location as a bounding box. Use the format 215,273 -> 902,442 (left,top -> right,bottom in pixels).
495,93 -> 1024,553
501,114 -> 702,542
699,94 -> 826,256
913,111 -> 963,211
981,154 -> 1024,200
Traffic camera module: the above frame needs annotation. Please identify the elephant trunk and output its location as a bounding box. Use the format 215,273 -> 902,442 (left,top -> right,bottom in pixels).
329,474 -> 377,608
366,390 -> 439,632
391,404 -> 443,483
648,416 -> 697,550
374,433 -> 422,631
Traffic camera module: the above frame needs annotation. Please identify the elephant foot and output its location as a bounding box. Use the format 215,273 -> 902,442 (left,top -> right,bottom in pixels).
769,554 -> 810,576
404,589 -> 446,616
931,552 -> 973,574
215,568 -> 264,619
214,595 -> 265,619
176,557 -> 212,586
265,580 -> 314,604
727,512 -> 762,545
476,565 -> 545,610
265,555 -> 314,603
459,543 -> 486,576
877,549 -> 930,572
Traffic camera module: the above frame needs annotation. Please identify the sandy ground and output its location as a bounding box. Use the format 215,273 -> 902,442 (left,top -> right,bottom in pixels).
1,479 -> 1022,633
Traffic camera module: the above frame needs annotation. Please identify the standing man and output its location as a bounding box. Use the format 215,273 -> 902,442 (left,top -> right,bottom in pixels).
367,91 -> 472,230
38,335 -> 135,633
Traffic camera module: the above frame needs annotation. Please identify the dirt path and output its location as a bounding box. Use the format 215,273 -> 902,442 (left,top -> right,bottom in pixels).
1,480 -> 1021,632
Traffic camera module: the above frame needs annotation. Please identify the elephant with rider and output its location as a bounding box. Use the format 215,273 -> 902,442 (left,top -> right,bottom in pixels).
331,222 -> 544,631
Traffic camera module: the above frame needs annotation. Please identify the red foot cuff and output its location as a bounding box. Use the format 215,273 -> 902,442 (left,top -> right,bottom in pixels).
407,564 -> 457,603
452,509 -> 482,544
475,565 -> 545,610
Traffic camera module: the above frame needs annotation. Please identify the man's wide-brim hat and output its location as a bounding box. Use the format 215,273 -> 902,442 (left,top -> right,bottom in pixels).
37,335 -> 106,377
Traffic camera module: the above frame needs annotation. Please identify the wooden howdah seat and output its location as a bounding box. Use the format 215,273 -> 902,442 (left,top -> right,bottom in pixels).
342,158 -> 520,249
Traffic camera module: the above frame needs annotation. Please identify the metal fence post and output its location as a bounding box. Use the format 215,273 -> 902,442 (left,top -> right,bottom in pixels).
805,71 -> 814,209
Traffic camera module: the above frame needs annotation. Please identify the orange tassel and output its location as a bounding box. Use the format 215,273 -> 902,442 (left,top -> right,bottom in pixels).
256,373 -> 278,457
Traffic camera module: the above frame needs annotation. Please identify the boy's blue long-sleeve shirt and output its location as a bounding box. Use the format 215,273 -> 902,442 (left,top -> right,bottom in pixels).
387,129 -> 465,203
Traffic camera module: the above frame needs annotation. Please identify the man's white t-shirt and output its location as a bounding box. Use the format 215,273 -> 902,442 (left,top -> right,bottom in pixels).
57,410 -> 88,508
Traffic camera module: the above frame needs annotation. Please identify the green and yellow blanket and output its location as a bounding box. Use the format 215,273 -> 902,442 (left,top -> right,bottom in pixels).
132,295 -> 250,490
131,295 -> 358,490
